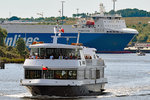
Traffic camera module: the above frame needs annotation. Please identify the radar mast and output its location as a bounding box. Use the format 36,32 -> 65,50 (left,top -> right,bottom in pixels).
112,0 -> 117,11
99,3 -> 105,15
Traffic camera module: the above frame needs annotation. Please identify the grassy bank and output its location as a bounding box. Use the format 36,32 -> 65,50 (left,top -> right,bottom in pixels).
123,17 -> 150,25
0,57 -> 25,63
122,17 -> 150,43
0,46 -> 25,63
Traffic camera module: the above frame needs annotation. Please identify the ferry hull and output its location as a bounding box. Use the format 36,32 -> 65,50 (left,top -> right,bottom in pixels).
26,84 -> 105,96
5,32 -> 135,53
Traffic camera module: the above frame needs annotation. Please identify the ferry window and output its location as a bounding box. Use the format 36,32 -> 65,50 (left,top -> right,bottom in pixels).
54,70 -> 77,79
44,70 -> 54,79
54,70 -> 62,79
62,71 -> 68,79
101,68 -> 104,78
34,48 -> 81,59
68,71 -> 77,79
39,48 -> 46,58
96,70 -> 100,79
25,70 -> 77,79
54,70 -> 67,79
46,48 -> 55,58
25,70 -> 42,79
31,48 -> 38,56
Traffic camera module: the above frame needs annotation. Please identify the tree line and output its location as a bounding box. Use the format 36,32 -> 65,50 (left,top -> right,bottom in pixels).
0,8 -> 150,22
73,8 -> 150,18
109,8 -> 150,17
0,27 -> 28,59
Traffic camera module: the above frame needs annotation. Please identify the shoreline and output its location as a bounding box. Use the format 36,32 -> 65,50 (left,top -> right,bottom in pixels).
0,57 -> 25,69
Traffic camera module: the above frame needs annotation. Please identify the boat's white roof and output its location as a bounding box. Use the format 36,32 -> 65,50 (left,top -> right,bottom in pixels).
29,43 -> 83,49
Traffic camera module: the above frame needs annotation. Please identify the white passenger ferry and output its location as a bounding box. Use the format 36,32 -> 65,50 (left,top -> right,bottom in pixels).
20,27 -> 107,96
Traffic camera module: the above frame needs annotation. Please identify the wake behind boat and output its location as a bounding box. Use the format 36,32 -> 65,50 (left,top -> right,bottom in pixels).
20,27 -> 107,96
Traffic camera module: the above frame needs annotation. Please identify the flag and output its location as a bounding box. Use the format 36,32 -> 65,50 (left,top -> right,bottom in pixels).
42,66 -> 48,70
59,28 -> 64,33
61,28 -> 64,33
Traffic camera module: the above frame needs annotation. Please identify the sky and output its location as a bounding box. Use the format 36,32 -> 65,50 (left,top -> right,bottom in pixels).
0,0 -> 149,18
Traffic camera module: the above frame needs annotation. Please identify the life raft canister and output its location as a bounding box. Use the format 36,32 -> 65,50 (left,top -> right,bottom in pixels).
86,20 -> 95,25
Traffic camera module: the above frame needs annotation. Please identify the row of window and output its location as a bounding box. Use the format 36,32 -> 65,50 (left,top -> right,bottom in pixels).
107,31 -> 121,33
25,70 -> 77,79
104,21 -> 124,23
31,48 -> 80,59
25,69 -> 104,80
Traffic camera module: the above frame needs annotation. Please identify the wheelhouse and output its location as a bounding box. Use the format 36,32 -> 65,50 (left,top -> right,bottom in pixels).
29,43 -> 82,60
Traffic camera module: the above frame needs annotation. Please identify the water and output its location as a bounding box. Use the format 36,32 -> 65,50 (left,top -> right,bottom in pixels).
0,54 -> 150,100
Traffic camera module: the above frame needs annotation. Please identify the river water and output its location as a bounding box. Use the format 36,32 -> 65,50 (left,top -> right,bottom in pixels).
0,54 -> 150,100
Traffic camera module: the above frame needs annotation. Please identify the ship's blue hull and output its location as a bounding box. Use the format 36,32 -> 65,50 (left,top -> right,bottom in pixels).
5,33 -> 135,53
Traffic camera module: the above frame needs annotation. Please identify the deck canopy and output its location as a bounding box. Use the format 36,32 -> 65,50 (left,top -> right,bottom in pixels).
30,43 -> 83,49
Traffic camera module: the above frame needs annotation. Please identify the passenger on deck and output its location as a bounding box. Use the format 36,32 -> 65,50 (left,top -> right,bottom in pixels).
59,54 -> 63,59
72,55 -> 76,59
44,54 -> 47,59
50,54 -> 54,59
85,56 -> 88,59
35,55 -> 39,59
32,54 -> 36,59
78,56 -> 81,59
89,56 -> 92,59
35,53 -> 39,59
29,55 -> 32,59
65,56 -> 68,59
70,54 -> 73,59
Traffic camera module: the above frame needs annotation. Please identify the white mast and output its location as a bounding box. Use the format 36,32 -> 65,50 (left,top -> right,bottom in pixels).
53,27 -> 58,44
61,1 -> 65,25
37,12 -> 44,17
77,31 -> 80,44
99,3 -> 105,15
112,0 -> 117,11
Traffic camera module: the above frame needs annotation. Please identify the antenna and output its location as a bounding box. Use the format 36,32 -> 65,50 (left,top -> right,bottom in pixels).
9,12 -> 11,18
37,12 -> 44,17
58,9 -> 61,17
61,1 -> 65,25
112,0 -> 117,11
76,8 -> 79,14
99,3 -> 105,15
76,8 -> 79,18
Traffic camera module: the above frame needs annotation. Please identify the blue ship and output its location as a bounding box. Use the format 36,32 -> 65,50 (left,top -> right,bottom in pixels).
1,4 -> 138,53
5,32 -> 136,53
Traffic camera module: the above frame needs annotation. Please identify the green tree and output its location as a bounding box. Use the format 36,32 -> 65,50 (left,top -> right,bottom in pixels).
16,38 -> 26,57
114,8 -> 150,17
0,27 -> 7,46
9,16 -> 20,21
